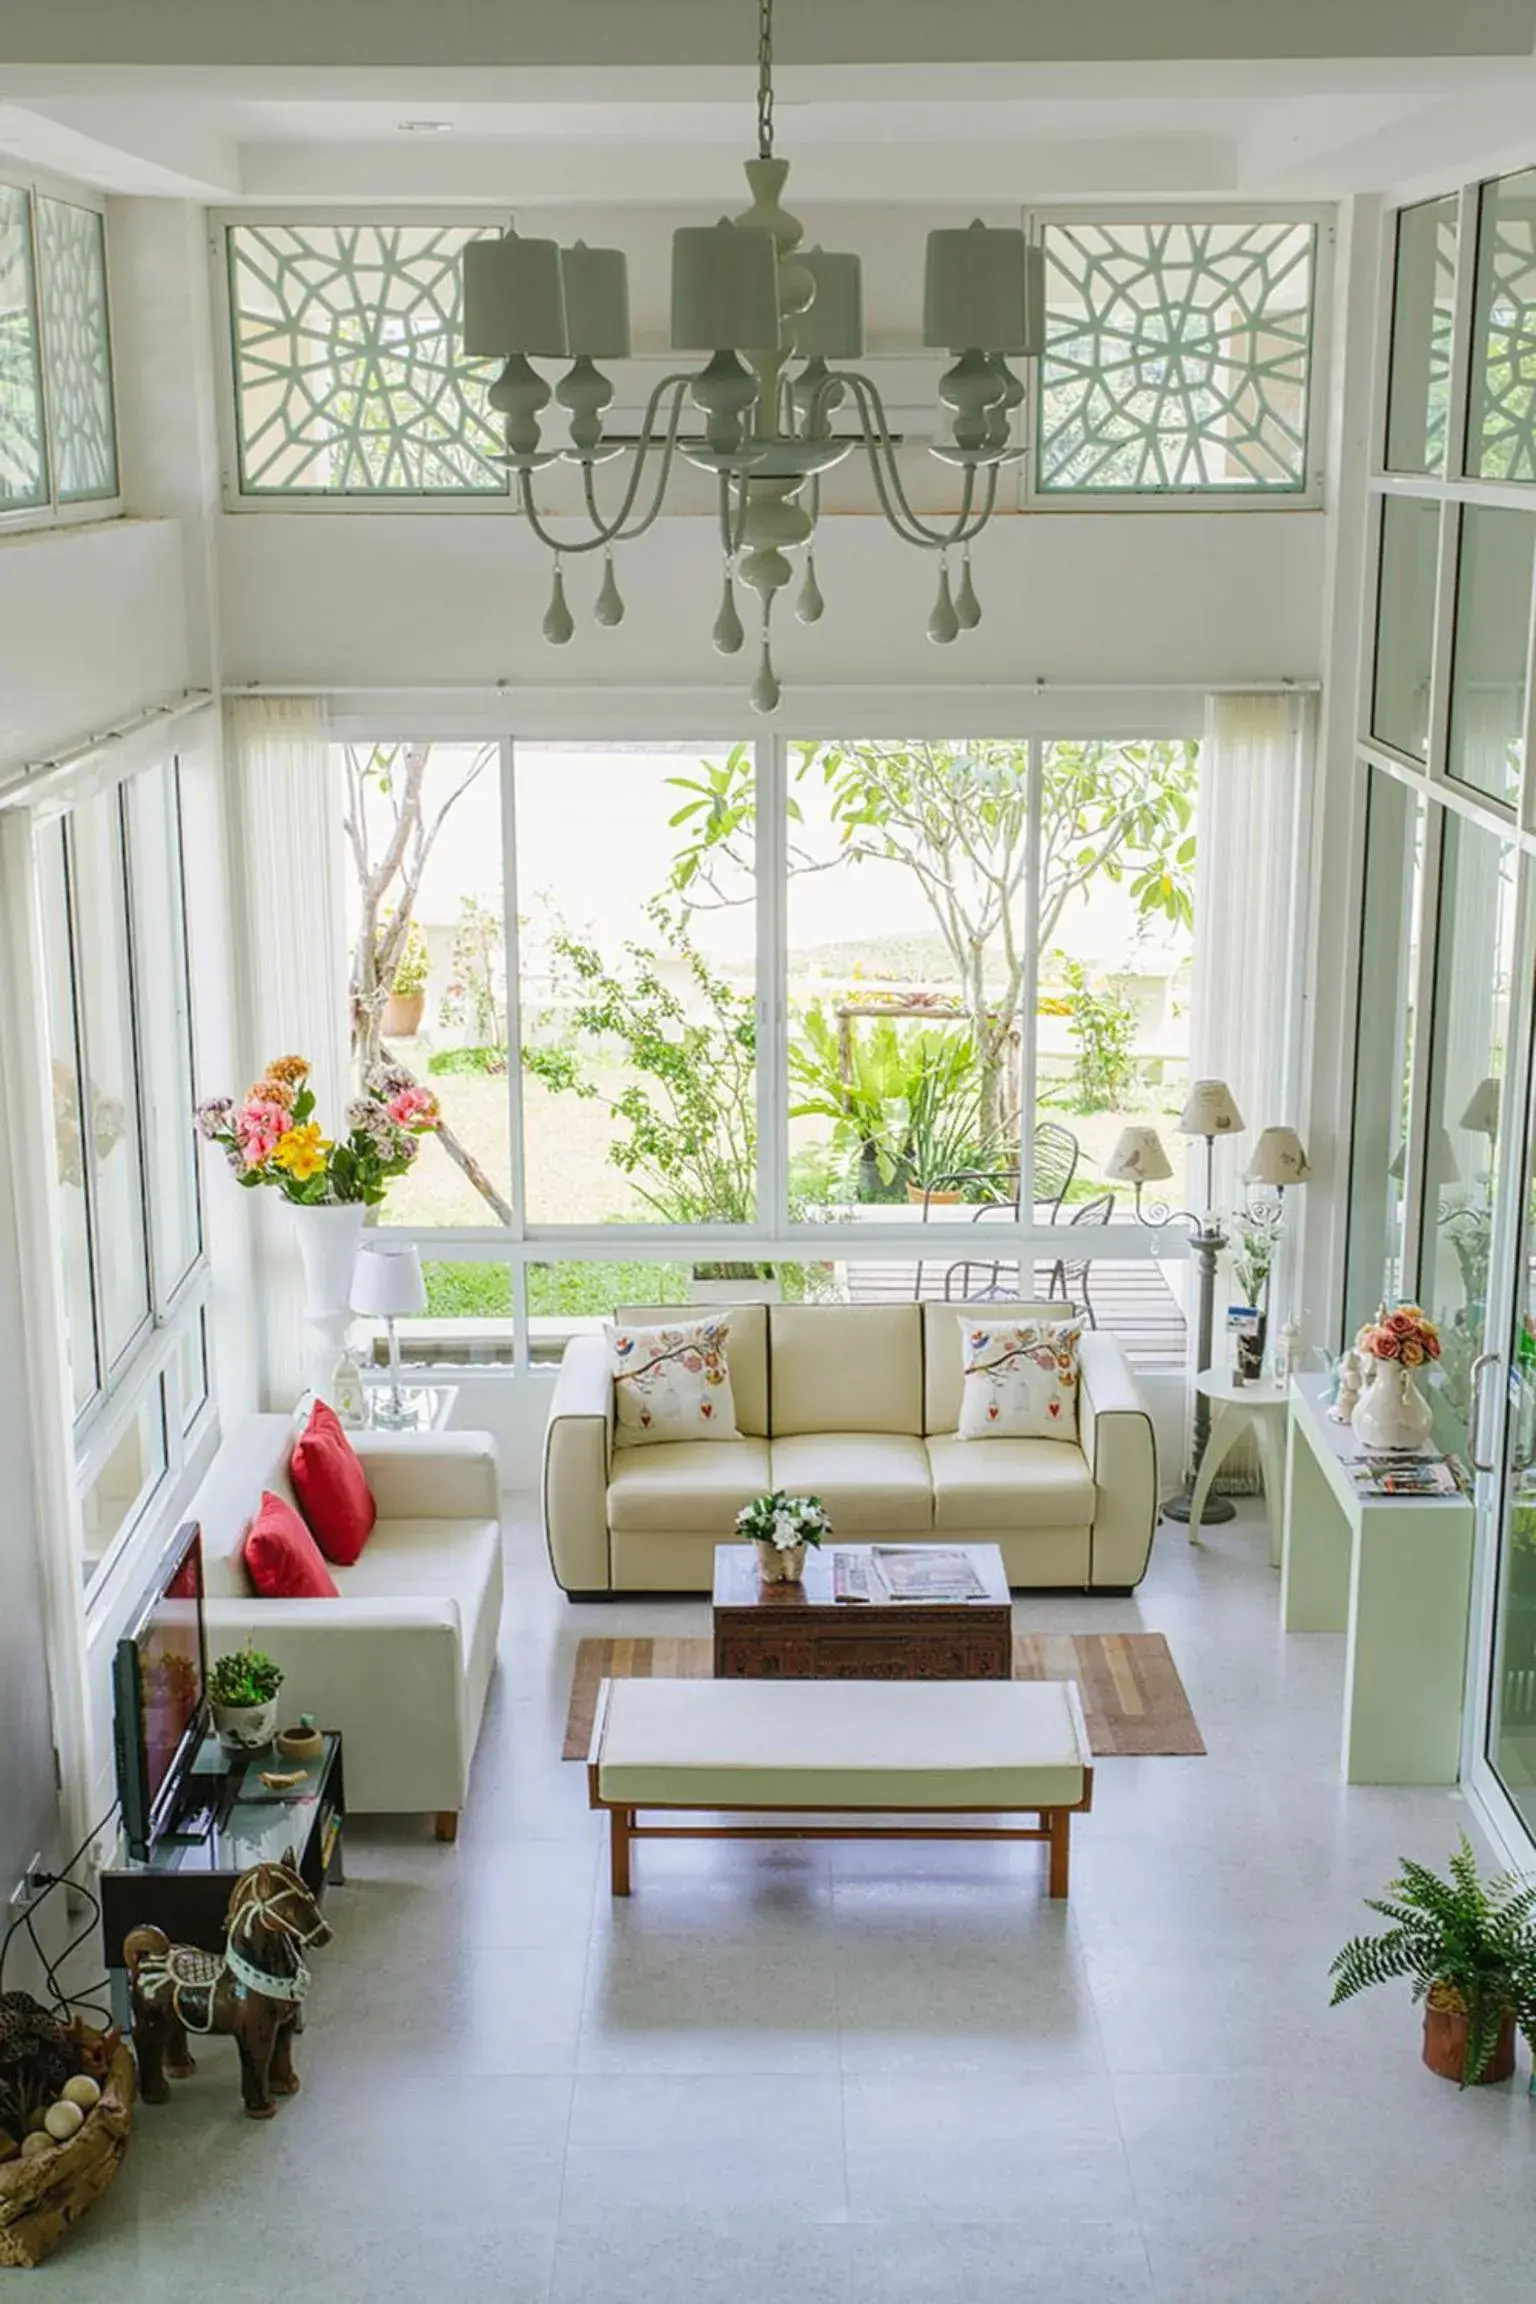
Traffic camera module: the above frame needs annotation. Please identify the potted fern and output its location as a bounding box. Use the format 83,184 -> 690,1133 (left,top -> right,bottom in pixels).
1329,1833 -> 1536,2085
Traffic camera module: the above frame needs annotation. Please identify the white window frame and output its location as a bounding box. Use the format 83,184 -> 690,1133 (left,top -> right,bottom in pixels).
0,161 -> 122,536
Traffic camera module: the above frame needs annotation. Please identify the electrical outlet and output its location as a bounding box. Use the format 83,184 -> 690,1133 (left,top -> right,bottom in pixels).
8,1855 -> 44,1912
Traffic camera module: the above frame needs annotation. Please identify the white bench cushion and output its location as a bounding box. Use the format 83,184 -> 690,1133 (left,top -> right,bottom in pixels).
926,1434 -> 1096,1532
608,1438 -> 772,1533
594,1676 -> 1088,1810
768,1432 -> 933,1533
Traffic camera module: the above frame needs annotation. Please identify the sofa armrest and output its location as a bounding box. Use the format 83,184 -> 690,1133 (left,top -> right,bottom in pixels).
351,1429 -> 500,1521
1078,1332 -> 1159,1588
543,1334 -> 613,1594
202,1595 -> 468,1815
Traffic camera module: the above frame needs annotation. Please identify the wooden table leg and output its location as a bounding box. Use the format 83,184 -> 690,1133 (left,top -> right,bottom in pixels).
1047,1809 -> 1071,1899
609,1806 -> 632,1897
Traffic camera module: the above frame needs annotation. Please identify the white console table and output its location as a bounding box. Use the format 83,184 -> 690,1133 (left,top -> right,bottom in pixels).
1281,1374 -> 1474,1784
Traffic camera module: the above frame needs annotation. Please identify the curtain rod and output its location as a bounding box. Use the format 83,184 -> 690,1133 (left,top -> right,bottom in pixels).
224,679 -> 1322,698
0,689 -> 213,805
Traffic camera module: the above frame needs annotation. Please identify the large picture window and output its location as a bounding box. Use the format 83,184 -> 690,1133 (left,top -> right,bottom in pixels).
336,733 -> 1202,1371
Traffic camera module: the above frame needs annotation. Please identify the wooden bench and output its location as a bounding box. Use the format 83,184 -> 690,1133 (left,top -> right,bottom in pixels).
586,1676 -> 1094,1899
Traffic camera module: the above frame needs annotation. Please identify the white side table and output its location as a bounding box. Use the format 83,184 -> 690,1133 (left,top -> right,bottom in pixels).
357,1382 -> 459,1433
1184,1369 -> 1291,1565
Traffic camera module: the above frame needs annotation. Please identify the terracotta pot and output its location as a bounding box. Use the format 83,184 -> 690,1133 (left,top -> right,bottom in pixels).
907,1182 -> 963,1206
382,989 -> 425,1038
755,1539 -> 806,1584
1421,1996 -> 1517,2085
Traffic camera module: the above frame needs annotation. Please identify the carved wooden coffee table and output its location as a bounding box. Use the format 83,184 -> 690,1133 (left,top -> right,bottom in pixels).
711,1543 -> 1012,1681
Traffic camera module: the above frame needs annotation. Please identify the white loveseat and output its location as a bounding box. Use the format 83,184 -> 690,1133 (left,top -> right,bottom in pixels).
190,1414 -> 504,1836
543,1302 -> 1158,1595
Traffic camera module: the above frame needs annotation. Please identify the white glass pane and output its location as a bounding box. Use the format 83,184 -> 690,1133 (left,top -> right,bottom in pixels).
227,222 -> 505,493
35,197 -> 117,502
81,1379 -> 167,1584
1343,773 -> 1424,1338
1371,495 -> 1439,762
174,1310 -> 209,1434
71,788 -> 151,1366
125,763 -> 201,1298
339,740 -> 509,1226
0,182 -> 47,510
1447,505 -> 1533,805
37,825 -> 98,1410
1385,196 -> 1457,476
517,742 -> 756,1226
1037,219 -> 1315,491
1420,813 -> 1518,1455
1469,166 -> 1536,481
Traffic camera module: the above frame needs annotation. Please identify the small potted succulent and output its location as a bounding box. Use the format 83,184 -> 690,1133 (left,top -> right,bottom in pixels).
208,1646 -> 285,1752
1329,1833 -> 1536,2086
736,1491 -> 831,1584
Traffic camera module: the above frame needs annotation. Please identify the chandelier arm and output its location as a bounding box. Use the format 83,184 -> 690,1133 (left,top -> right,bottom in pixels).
842,375 -> 999,548
517,375 -> 693,555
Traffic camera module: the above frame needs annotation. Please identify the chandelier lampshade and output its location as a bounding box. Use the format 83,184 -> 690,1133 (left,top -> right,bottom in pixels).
795,248 -> 864,358
923,222 -> 1044,353
461,229 -> 567,357
671,219 -> 781,351
560,242 -> 631,360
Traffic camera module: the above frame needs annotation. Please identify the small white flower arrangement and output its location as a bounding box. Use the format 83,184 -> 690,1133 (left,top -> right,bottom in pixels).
735,1491 -> 831,1550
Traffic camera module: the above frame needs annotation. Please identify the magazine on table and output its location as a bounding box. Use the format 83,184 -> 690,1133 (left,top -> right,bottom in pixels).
869,1547 -> 990,1602
1349,1452 -> 1466,1498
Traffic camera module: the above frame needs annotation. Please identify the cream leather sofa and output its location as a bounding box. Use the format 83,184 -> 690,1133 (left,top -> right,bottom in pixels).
544,1302 -> 1158,1595
191,1413 -> 503,1836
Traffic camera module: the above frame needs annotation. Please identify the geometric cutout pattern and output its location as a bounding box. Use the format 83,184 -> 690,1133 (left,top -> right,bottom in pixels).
226,223 -> 507,493
1037,219 -> 1317,491
0,181 -> 49,511
36,197 -> 119,502
1418,211 -> 1458,479
1471,169 -> 1536,482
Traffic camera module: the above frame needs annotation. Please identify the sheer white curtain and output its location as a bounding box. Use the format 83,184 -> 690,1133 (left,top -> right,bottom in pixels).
230,698 -> 347,1404
1186,691 -> 1312,1481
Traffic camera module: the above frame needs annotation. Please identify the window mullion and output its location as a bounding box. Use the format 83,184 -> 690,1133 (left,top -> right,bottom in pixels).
1019,737 -> 1044,1292
500,734 -> 527,1242
756,731 -> 788,1234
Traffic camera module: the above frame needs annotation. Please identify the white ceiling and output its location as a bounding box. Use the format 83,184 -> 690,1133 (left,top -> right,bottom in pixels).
2,11 -> 1536,208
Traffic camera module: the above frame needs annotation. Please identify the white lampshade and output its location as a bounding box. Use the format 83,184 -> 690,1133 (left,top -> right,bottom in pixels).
560,241 -> 631,360
462,229 -> 567,358
923,221 -> 1043,353
1388,1124 -> 1459,1184
795,247 -> 864,359
351,1239 -> 427,1319
1104,1125 -> 1174,1186
1178,1079 -> 1245,1138
1458,1076 -> 1501,1136
1246,1126 -> 1311,1186
671,219 -> 780,352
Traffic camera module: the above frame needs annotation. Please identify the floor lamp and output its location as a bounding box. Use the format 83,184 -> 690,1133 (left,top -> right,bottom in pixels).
1105,1081 -> 1245,1524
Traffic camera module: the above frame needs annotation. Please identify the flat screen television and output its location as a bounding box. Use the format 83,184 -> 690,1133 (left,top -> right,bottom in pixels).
112,1521 -> 208,1860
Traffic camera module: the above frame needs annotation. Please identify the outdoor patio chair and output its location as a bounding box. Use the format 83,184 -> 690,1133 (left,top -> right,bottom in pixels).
1034,1121 -> 1080,1222
1046,1190 -> 1115,1328
912,1169 -> 1016,1301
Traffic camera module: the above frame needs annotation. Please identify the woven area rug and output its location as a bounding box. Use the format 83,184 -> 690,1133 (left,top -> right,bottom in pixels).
562,1631 -> 1204,1761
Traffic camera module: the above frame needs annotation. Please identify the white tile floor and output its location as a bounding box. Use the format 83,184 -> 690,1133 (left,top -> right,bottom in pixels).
47,1503 -> 1535,2301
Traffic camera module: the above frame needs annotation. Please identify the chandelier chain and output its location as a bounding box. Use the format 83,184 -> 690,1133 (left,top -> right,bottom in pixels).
757,0 -> 775,159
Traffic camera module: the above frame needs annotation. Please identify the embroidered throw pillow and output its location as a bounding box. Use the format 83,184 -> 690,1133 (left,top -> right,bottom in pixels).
956,1314 -> 1083,1441
605,1317 -> 740,1447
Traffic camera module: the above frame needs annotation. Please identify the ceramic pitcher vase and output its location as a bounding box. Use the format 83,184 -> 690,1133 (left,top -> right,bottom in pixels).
1352,1356 -> 1433,1452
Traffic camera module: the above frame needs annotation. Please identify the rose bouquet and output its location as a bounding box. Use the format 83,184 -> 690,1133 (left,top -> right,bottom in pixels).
195,1054 -> 440,1207
1357,1304 -> 1442,1370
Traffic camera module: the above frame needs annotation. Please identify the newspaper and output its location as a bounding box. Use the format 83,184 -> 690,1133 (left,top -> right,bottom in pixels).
870,1546 -> 990,1602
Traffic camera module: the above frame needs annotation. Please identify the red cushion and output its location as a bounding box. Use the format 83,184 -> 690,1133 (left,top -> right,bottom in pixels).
289,1400 -> 377,1566
243,1490 -> 340,1600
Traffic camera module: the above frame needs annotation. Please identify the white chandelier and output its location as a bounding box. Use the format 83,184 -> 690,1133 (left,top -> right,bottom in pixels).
459,0 -> 1043,711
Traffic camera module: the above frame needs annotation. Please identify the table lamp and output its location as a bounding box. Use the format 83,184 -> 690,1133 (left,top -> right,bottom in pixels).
351,1239 -> 427,1429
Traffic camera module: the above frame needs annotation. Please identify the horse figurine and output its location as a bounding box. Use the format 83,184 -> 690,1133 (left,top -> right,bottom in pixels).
124,1857 -> 333,2120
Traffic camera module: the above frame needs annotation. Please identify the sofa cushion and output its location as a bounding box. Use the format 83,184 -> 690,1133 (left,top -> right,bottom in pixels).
926,1434 -> 1095,1532
608,1438 -> 772,1534
290,1400 -> 377,1564
334,1513 -> 502,1617
606,1316 -> 741,1447
769,1304 -> 922,1436
614,1304 -> 768,1438
922,1299 -> 1072,1434
768,1433 -> 932,1533
243,1490 -> 340,1599
956,1315 -> 1084,1441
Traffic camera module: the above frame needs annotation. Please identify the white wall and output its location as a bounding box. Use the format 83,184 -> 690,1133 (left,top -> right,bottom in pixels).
219,507 -> 1326,695
0,518 -> 190,775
